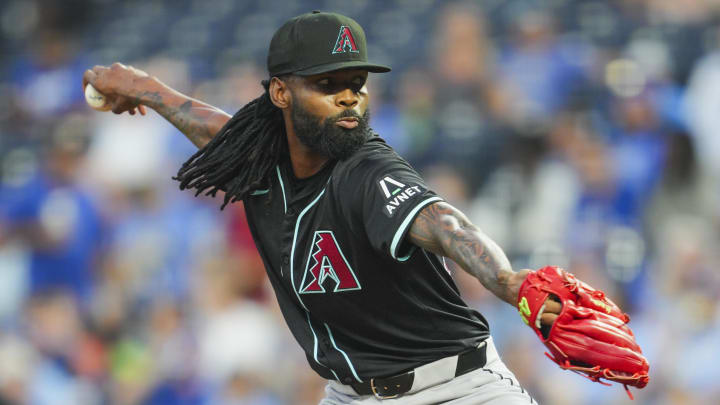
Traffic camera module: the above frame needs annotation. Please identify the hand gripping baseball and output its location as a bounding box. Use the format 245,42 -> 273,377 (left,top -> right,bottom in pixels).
82,63 -> 148,115
517,266 -> 649,399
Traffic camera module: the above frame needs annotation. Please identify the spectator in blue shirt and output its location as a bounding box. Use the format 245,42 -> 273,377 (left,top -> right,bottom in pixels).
0,116 -> 103,307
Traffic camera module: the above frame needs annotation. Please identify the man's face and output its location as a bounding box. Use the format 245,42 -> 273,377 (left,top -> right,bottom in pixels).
288,69 -> 371,160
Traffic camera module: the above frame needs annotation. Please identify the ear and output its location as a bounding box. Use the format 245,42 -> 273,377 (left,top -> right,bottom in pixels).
269,76 -> 292,109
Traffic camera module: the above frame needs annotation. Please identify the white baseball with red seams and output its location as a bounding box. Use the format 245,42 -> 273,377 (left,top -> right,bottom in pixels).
84,83 -> 111,111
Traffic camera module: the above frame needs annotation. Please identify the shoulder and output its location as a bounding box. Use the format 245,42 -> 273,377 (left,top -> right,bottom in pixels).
333,136 -> 412,182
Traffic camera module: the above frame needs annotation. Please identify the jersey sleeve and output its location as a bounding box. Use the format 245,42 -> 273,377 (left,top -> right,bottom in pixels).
338,144 -> 443,261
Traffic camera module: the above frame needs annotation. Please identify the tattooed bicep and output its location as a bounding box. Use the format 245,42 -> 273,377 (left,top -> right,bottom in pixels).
407,201 -> 470,255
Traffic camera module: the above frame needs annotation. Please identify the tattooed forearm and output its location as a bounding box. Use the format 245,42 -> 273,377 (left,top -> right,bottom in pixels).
408,201 -> 518,305
133,80 -> 231,149
153,98 -> 228,148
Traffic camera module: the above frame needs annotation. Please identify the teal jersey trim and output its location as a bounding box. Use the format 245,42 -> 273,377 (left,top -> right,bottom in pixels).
325,323 -> 363,383
390,196 -> 442,260
275,166 -> 287,213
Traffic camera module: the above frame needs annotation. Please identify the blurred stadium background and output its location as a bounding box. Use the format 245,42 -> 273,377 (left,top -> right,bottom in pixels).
1,0 -> 719,404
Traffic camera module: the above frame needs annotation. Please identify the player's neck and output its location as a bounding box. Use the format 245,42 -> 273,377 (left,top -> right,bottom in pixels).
285,128 -> 330,179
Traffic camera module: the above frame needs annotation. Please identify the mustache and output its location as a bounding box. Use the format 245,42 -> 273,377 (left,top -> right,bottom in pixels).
326,109 -> 367,123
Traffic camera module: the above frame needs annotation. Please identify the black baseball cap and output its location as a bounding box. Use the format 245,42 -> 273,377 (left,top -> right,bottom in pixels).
267,11 -> 391,77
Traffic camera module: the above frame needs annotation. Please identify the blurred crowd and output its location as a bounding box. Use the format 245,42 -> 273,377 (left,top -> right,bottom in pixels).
1,0 -> 720,404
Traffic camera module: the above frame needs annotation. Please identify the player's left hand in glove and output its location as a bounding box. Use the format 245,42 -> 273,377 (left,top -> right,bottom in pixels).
517,266 -> 650,399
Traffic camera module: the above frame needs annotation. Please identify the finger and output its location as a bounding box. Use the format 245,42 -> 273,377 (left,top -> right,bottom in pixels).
138,105 -> 147,116
128,108 -> 136,115
111,100 -> 125,114
91,65 -> 108,78
541,312 -> 558,326
82,69 -> 96,91
544,299 -> 562,314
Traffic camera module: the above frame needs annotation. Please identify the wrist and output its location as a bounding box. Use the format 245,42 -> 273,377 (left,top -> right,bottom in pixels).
500,269 -> 531,307
132,76 -> 166,108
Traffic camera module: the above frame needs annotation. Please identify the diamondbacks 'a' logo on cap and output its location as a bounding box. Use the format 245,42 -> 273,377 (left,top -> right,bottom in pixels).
332,26 -> 360,54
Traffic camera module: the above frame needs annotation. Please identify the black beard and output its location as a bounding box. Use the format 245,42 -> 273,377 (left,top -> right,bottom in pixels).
291,101 -> 371,160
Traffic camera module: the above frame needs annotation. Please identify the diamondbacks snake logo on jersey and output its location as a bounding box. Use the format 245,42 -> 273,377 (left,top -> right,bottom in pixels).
300,231 -> 362,293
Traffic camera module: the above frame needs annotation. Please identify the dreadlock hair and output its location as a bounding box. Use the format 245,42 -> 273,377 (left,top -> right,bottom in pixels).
174,79 -> 287,209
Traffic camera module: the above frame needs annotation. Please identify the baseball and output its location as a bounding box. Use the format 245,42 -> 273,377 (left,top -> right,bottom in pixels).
84,83 -> 111,111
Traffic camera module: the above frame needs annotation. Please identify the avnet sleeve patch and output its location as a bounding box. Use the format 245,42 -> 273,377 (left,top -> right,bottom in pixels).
336,140 -> 442,261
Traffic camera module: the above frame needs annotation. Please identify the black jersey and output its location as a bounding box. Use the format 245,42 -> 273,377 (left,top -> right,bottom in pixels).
243,136 -> 489,384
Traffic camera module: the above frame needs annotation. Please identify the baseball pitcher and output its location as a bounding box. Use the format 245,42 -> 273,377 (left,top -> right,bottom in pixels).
83,11 -> 648,404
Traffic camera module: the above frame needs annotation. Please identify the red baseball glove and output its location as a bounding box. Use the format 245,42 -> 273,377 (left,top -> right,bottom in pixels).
517,266 -> 649,399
